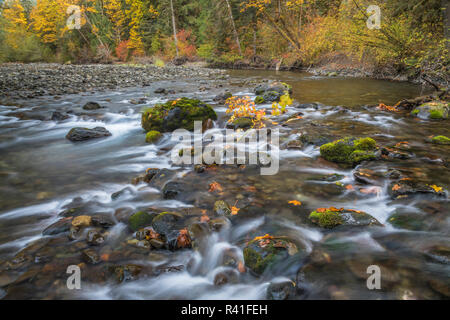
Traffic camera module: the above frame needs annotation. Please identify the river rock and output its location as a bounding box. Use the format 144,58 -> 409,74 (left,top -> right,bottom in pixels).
411,101 -> 449,120
81,248 -> 100,264
141,97 -> 217,132
243,236 -> 298,275
308,207 -> 382,229
213,200 -> 231,216
66,127 -> 111,141
152,212 -> 184,236
86,230 -> 105,246
266,280 -> 296,300
42,218 -> 72,236
320,137 -> 377,165
254,81 -> 292,103
213,91 -> 232,104
82,102 -> 103,110
128,211 -> 155,231
388,180 -> 446,199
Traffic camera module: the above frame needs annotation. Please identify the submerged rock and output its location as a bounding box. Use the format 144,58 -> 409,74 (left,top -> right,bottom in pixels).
81,248 -> 100,264
141,97 -> 217,132
213,200 -> 232,216
82,102 -> 103,110
411,101 -> 449,120
266,280 -> 296,300
128,211 -> 155,231
243,235 -> 298,275
308,207 -> 382,229
320,137 -> 377,165
388,180 -> 446,199
110,264 -> 143,283
42,218 -> 72,236
66,127 -> 111,142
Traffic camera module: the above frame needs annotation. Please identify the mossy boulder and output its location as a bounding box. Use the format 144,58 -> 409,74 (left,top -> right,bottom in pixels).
145,130 -> 162,143
141,97 -> 217,132
411,101 -> 449,120
151,211 -> 184,236
254,82 -> 292,102
320,137 -> 377,165
226,117 -> 254,130
309,208 -> 381,229
431,135 -> 450,145
128,211 -> 154,231
243,236 -> 298,275
254,96 -> 265,104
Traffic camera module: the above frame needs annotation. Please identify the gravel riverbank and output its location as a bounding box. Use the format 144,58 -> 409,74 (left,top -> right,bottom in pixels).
0,63 -> 227,101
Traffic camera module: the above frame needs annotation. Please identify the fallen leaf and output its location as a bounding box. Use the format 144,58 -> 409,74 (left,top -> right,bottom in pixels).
176,228 -> 191,248
238,261 -> 246,273
244,185 -> 257,193
288,200 -> 302,206
208,181 -> 223,192
253,234 -> 274,241
345,185 -> 354,190
316,208 -> 327,213
428,184 -> 443,193
392,184 -> 401,191
100,254 -> 110,262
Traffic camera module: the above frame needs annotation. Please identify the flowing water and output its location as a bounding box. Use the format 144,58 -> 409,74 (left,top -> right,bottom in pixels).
0,70 -> 448,300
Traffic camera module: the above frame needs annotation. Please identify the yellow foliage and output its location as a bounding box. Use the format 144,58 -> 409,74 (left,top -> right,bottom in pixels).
225,96 -> 267,128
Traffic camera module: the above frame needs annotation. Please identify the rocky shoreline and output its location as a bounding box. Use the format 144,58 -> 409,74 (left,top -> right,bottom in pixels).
0,63 -> 227,101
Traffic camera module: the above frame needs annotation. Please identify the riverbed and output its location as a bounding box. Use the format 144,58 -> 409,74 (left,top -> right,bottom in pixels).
0,68 -> 448,299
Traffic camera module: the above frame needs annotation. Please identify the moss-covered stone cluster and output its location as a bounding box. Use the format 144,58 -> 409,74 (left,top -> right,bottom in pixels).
145,130 -> 162,143
243,237 -> 293,275
431,135 -> 450,145
319,137 -> 377,165
411,101 -> 449,120
141,97 -> 217,132
308,208 -> 382,229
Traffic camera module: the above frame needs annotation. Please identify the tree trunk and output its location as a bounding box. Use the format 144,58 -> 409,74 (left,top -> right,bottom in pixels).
224,0 -> 242,56
170,0 -> 179,57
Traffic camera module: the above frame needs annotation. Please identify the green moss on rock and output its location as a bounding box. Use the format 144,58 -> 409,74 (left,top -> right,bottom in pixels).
129,211 -> 153,231
141,97 -> 217,132
255,96 -> 265,104
411,101 -> 449,120
320,137 -> 377,165
309,210 -> 343,228
145,130 -> 162,143
309,208 -> 382,229
243,237 -> 294,275
431,135 -> 450,145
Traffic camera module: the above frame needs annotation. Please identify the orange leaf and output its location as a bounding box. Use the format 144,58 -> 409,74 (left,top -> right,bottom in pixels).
208,181 -> 223,192
238,261 -> 246,273
345,185 -> 354,190
253,234 -> 274,241
316,208 -> 327,213
392,184 -> 401,191
288,200 -> 302,206
176,228 -> 191,248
